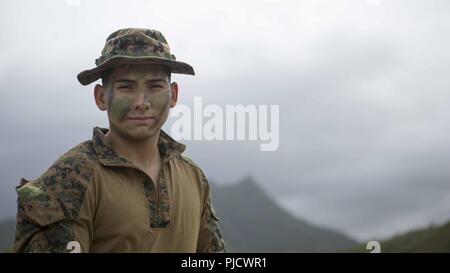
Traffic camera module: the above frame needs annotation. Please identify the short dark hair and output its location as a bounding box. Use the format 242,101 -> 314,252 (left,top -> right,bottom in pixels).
101,65 -> 172,87
101,68 -> 113,87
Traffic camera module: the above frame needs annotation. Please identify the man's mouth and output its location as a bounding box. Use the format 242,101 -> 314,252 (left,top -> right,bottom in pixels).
128,116 -> 155,120
127,116 -> 155,121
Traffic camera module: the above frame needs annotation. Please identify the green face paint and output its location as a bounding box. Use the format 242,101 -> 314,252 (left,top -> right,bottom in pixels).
106,64 -> 172,126
107,89 -> 170,123
147,89 -> 171,112
110,97 -> 132,121
107,87 -> 131,121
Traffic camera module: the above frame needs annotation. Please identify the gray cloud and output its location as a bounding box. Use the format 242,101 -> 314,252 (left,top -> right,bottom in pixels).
1,0 -> 450,241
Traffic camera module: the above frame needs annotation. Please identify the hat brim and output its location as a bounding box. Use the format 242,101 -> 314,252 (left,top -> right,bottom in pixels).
77,55 -> 195,86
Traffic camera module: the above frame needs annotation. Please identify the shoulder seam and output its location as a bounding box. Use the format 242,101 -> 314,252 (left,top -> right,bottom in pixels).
175,154 -> 205,176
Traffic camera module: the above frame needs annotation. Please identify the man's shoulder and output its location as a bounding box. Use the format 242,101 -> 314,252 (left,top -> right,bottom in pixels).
59,140 -> 98,164
176,154 -> 202,170
16,140 -> 98,221
39,140 -> 98,182
174,154 -> 209,183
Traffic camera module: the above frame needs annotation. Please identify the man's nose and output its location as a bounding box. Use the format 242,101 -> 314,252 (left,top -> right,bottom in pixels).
133,91 -> 151,111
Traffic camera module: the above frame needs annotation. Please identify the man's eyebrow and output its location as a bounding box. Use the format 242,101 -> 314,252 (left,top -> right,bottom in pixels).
113,78 -> 167,84
146,78 -> 168,84
113,79 -> 136,84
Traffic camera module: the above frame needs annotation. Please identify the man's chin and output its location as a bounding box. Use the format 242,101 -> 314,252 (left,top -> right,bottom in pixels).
112,124 -> 160,141
127,126 -> 159,140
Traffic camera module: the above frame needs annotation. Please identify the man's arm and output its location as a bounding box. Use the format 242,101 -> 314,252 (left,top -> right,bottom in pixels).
15,198 -> 77,252
14,148 -> 95,253
196,179 -> 226,253
14,177 -> 93,253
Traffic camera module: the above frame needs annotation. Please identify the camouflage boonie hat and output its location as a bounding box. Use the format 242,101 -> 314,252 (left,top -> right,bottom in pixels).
77,28 -> 195,85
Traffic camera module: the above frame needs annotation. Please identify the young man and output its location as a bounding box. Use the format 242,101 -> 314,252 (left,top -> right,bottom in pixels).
14,28 -> 226,253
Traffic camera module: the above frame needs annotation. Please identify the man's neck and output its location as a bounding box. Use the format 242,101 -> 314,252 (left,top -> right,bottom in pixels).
105,128 -> 161,172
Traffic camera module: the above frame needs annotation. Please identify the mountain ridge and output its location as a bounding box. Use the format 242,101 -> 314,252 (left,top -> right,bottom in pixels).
211,176 -> 357,252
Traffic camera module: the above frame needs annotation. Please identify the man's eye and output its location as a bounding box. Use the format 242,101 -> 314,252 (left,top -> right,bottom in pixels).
118,85 -> 132,89
149,85 -> 164,91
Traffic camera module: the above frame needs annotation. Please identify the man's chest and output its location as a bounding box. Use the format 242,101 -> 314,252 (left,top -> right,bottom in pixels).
89,163 -> 203,251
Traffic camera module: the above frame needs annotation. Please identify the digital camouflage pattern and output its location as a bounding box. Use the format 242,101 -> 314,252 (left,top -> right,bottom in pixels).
15,127 -> 226,253
15,144 -> 96,252
198,175 -> 226,253
77,28 -> 195,85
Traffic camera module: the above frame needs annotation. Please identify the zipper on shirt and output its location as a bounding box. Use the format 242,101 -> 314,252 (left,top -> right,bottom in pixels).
140,157 -> 170,225
135,166 -> 162,219
156,167 -> 165,218
148,168 -> 164,218
156,176 -> 160,216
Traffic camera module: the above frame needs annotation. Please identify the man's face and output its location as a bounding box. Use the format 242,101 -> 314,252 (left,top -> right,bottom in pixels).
100,64 -> 177,140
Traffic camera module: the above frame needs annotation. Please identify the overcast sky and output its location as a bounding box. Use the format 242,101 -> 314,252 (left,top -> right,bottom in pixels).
1,0 -> 450,241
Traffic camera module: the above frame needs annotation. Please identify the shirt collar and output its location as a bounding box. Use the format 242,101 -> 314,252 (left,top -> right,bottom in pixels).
92,127 -> 186,167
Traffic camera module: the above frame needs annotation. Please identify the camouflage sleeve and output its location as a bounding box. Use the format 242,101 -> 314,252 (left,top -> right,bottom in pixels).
15,190 -> 76,253
196,179 -> 226,253
14,148 -> 95,253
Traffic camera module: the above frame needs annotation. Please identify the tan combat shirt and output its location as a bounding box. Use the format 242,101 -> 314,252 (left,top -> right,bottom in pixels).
14,127 -> 225,253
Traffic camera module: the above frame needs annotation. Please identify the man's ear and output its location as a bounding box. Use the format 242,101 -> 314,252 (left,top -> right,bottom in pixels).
94,84 -> 108,111
170,82 -> 178,108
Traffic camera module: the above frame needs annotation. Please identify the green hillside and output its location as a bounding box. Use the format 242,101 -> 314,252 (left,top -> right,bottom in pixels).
344,221 -> 450,253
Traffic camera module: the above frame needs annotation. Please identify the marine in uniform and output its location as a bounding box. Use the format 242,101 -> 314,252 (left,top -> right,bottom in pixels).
14,28 -> 226,253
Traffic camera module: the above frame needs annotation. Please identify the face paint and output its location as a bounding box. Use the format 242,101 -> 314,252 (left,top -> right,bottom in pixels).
130,67 -> 172,113
133,65 -> 169,82
111,97 -> 133,120
106,64 -> 173,140
107,88 -> 132,121
148,89 -> 171,112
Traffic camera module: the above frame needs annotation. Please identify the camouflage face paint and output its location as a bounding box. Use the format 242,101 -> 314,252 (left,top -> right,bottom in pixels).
107,87 -> 132,121
106,64 -> 172,123
131,66 -> 172,113
111,97 -> 133,120
148,89 -> 172,112
133,65 -> 170,82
